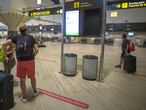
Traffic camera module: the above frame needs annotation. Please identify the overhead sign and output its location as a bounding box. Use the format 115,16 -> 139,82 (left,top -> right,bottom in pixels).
74,2 -> 80,8
73,1 -> 93,9
108,1 -> 146,10
28,7 -> 62,17
65,0 -> 99,10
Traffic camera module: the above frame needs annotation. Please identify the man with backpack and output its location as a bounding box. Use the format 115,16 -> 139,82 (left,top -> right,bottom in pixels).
2,23 -> 39,103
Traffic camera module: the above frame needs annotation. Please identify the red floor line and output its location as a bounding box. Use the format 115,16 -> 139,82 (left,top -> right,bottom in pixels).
37,88 -> 89,109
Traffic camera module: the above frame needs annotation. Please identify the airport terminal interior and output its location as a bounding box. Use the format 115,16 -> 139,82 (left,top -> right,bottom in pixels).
0,0 -> 146,110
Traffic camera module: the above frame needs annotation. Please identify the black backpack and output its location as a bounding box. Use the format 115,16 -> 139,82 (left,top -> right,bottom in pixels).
16,34 -> 33,59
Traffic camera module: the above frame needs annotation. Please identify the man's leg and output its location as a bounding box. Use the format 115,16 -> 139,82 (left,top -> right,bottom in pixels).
115,52 -> 124,68
20,78 -> 27,98
120,57 -> 124,67
17,61 -> 27,102
27,60 -> 39,96
31,77 -> 39,96
31,77 -> 37,92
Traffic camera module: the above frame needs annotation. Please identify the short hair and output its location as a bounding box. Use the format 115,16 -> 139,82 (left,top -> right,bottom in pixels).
122,34 -> 127,39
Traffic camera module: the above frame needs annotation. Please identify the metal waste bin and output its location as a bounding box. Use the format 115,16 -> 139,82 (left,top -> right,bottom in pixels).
63,53 -> 77,76
82,55 -> 98,80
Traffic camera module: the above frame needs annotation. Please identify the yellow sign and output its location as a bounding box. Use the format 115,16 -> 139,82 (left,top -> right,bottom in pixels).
30,10 -> 51,17
109,1 -> 146,10
122,3 -> 128,8
117,4 -> 121,8
74,2 -> 80,8
56,10 -> 60,14
110,11 -> 118,17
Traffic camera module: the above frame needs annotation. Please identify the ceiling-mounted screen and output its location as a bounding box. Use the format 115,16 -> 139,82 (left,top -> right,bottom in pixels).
65,10 -> 79,36
83,9 -> 101,36
128,32 -> 134,37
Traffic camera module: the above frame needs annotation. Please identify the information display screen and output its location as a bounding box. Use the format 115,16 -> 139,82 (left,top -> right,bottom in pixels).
128,32 -> 134,37
65,10 -> 79,36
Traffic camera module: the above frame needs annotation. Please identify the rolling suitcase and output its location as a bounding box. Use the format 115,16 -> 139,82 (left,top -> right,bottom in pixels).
123,55 -> 136,73
0,72 -> 14,110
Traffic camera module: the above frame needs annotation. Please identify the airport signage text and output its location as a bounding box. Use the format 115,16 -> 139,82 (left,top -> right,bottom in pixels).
28,7 -> 62,17
108,1 -> 146,10
65,0 -> 99,10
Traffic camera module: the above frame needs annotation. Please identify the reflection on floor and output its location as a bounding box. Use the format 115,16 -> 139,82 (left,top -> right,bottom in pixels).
1,42 -> 146,110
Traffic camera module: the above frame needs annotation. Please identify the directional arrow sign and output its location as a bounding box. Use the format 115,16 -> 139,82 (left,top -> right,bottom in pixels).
117,4 -> 121,8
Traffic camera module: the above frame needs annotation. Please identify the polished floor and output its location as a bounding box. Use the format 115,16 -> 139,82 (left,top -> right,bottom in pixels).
1,42 -> 146,110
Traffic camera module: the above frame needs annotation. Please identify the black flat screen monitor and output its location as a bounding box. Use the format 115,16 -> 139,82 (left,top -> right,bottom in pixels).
83,9 -> 101,36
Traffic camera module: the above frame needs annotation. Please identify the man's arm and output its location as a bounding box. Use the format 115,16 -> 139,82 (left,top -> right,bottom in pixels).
33,44 -> 39,56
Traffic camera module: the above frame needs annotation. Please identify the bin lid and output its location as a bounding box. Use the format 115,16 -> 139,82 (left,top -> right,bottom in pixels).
64,53 -> 77,57
83,55 -> 97,59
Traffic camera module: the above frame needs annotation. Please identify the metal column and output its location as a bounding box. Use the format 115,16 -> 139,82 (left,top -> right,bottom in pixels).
60,0 -> 65,73
98,0 -> 107,81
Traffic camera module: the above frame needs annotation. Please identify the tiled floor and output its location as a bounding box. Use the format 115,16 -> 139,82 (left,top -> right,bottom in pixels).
1,42 -> 146,110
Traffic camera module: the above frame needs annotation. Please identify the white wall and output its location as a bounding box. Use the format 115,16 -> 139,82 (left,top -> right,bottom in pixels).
106,32 -> 146,39
40,14 -> 63,24
106,8 -> 146,23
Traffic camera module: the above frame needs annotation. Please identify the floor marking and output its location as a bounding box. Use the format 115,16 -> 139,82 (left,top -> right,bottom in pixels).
37,88 -> 89,109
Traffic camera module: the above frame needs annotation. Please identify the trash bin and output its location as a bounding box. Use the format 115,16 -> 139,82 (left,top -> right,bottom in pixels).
82,55 -> 98,80
63,53 -> 77,76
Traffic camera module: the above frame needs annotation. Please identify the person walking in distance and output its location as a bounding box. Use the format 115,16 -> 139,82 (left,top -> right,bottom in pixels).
2,23 -> 39,103
115,34 -> 130,68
